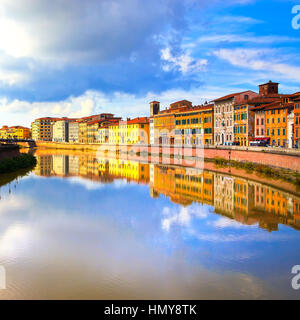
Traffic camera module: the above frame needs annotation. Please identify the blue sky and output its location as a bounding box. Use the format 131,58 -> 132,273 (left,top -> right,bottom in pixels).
0,0 -> 300,126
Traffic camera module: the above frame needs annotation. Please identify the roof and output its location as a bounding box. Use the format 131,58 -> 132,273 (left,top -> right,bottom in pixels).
122,117 -> 149,125
170,100 -> 192,107
150,101 -> 160,104
35,117 -> 78,122
259,81 -> 279,86
176,104 -> 214,114
9,126 -> 30,130
87,118 -> 121,126
264,101 -> 294,111
213,91 -> 252,102
247,96 -> 282,105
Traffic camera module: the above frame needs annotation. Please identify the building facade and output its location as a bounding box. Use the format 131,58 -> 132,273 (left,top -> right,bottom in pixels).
68,122 -> 79,143
174,104 -> 214,146
233,103 -> 255,146
31,117 -> 72,141
53,120 -> 70,142
0,126 -> 31,139
153,100 -> 192,145
214,91 -> 258,146
294,98 -> 300,148
109,117 -> 150,145
265,100 -> 294,147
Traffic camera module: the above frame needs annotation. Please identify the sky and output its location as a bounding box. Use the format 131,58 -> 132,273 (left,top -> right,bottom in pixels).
0,0 -> 300,127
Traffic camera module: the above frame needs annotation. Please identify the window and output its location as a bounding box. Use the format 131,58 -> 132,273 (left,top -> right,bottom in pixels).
278,129 -> 280,135
283,129 -> 285,136
261,118 -> 264,125
261,129 -> 264,135
278,118 -> 280,123
256,118 -> 259,125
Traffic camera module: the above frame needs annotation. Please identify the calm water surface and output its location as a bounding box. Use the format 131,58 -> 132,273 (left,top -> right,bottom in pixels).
1,149 -> 300,299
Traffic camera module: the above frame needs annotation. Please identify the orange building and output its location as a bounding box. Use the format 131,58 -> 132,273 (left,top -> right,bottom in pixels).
264,99 -> 294,147
233,104 -> 255,146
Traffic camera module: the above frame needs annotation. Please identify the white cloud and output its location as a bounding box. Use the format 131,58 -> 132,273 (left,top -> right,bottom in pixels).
162,205 -> 208,232
214,48 -> 300,82
161,47 -> 208,74
67,177 -> 105,190
210,217 -> 256,229
193,34 -> 300,45
0,0 -> 188,63
0,84 -> 246,127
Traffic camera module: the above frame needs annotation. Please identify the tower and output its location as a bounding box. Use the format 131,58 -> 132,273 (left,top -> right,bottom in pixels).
259,81 -> 279,96
150,101 -> 160,117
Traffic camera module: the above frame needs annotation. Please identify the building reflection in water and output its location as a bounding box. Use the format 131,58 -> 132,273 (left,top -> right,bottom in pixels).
34,151 -> 300,232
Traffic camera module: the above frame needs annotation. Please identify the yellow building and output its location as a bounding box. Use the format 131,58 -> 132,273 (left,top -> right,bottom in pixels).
0,126 -> 9,139
175,104 -> 214,146
108,159 -> 150,183
109,117 -> 150,145
153,100 -> 192,145
150,165 -> 214,206
78,121 -> 88,143
0,125 -> 31,139
108,122 -> 120,145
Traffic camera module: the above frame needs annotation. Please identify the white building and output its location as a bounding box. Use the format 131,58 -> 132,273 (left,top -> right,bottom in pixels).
214,91 -> 258,146
150,117 -> 154,145
68,122 -> 79,143
53,120 -> 69,142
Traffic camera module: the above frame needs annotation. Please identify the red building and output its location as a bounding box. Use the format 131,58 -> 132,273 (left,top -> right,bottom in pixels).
293,97 -> 300,148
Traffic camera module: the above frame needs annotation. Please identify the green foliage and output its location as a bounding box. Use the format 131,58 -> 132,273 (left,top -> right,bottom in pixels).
0,154 -> 37,174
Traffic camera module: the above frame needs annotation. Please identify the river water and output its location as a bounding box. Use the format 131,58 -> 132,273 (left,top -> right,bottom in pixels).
0,149 -> 300,299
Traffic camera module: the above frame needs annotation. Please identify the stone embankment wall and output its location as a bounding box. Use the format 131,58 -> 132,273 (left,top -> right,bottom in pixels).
36,141 -> 300,172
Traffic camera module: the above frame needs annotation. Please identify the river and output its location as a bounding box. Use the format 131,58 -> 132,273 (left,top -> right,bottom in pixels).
0,149 -> 300,299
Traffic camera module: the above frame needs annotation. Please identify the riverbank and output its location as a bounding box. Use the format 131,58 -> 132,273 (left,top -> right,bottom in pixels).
36,141 -> 300,172
0,154 -> 37,174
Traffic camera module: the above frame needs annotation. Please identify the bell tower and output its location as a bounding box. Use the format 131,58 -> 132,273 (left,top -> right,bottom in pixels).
259,81 -> 279,96
150,101 -> 160,117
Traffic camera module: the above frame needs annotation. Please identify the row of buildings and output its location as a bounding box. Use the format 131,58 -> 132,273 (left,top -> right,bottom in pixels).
0,126 -> 31,140
30,80 -> 300,148
33,151 -> 300,232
